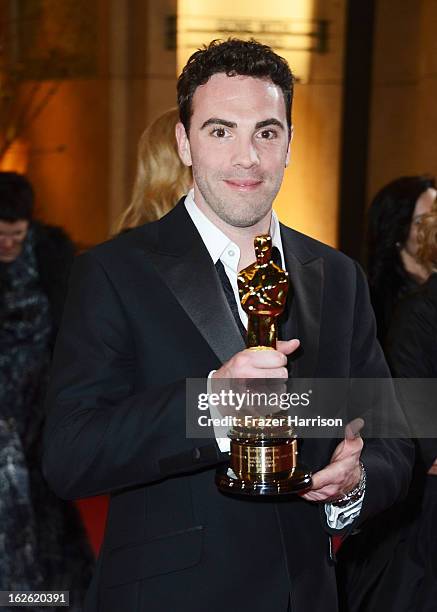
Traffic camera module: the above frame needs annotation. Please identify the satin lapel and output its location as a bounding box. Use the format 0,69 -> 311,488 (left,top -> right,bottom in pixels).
278,274 -> 298,376
281,228 -> 324,377
144,202 -> 245,365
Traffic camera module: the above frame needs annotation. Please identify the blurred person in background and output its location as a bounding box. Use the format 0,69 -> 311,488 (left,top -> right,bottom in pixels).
387,203 -> 437,377
383,205 -> 437,609
113,107 -> 192,234
367,175 -> 436,345
0,172 -> 93,609
338,204 -> 437,612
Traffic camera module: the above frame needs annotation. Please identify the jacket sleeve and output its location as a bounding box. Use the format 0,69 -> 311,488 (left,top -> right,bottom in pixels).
42,251 -> 224,500
348,262 -> 414,527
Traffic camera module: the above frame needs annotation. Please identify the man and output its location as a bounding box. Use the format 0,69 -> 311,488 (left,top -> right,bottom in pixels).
43,40 -> 413,612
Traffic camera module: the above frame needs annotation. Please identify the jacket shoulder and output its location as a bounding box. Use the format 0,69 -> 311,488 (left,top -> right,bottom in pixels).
280,224 -> 357,271
86,222 -> 157,262
86,199 -> 186,263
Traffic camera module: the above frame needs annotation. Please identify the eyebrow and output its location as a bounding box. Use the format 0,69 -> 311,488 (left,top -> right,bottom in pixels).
200,117 -> 285,131
255,118 -> 285,131
200,118 -> 236,129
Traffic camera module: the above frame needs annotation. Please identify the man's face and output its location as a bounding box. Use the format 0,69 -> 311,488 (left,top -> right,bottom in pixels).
176,73 -> 291,228
0,219 -> 29,262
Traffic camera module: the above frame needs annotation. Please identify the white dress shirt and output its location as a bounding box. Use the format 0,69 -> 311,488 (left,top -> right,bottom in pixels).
184,189 -> 364,528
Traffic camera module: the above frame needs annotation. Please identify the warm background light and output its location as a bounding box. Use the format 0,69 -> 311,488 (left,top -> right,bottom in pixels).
0,138 -> 29,174
177,0 -> 315,83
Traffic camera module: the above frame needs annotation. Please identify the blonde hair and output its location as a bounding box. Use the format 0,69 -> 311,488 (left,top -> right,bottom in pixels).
416,203 -> 437,271
113,108 -> 192,234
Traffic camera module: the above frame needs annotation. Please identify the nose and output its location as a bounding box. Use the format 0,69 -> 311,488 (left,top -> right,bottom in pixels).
231,135 -> 260,169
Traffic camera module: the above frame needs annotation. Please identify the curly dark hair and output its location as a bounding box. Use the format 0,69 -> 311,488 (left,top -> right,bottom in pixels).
177,38 -> 294,137
0,171 -> 34,221
367,175 -> 436,341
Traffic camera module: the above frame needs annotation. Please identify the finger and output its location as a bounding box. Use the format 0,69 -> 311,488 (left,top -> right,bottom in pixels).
276,339 -> 300,355
345,417 -> 365,441
307,464 -> 343,491
301,486 -> 342,502
244,349 -> 288,369
245,367 -> 288,379
302,460 -> 363,501
306,457 -> 358,492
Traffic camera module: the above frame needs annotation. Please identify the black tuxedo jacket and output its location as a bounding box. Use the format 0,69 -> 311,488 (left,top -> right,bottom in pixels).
43,200 -> 413,612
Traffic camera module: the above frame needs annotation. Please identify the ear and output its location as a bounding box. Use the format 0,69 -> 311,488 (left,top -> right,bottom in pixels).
285,125 -> 294,168
175,122 -> 192,167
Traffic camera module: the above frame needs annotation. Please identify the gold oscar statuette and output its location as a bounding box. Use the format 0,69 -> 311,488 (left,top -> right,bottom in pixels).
216,235 -> 312,495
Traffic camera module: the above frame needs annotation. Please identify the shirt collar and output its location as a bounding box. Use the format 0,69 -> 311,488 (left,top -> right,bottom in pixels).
184,188 -> 285,268
184,189 -> 230,264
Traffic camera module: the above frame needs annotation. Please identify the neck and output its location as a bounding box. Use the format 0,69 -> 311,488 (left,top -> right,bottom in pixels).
194,195 -> 272,271
228,221 -> 273,270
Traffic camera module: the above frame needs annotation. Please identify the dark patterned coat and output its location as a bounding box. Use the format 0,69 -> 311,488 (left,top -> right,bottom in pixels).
0,223 -> 93,611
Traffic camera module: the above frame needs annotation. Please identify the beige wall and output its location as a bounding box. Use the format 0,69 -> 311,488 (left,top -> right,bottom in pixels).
113,0 -> 178,229
15,0 -> 110,246
25,80 -> 110,246
368,0 -> 437,202
278,0 -> 346,247
18,0 -> 178,246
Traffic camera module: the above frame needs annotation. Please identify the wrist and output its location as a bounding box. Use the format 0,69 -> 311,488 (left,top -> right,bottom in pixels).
331,461 -> 366,508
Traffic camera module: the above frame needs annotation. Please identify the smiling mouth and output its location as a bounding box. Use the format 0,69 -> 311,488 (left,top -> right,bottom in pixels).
224,179 -> 263,190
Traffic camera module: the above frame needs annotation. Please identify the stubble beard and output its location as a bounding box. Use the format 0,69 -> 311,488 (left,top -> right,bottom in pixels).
193,169 -> 283,229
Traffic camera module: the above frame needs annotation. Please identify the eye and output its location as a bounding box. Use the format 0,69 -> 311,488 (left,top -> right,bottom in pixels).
210,126 -> 229,138
257,129 -> 278,140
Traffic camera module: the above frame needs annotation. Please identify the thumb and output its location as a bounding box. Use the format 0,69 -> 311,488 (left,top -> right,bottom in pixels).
331,418 -> 364,462
277,339 -> 300,355
345,417 -> 365,441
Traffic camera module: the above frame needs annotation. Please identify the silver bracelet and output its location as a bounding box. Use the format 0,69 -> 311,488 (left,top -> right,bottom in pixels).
331,461 -> 366,507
